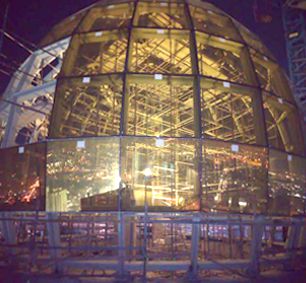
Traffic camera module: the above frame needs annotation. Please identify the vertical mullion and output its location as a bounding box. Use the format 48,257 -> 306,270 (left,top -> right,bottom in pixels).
231,17 -> 269,214
185,2 -> 204,212
119,0 -> 139,213
120,0 -> 138,135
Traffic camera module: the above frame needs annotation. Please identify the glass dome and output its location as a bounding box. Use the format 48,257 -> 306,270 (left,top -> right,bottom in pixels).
0,0 -> 305,215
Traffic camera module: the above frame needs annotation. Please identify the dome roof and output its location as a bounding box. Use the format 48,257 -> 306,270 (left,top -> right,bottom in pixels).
42,0 -> 304,154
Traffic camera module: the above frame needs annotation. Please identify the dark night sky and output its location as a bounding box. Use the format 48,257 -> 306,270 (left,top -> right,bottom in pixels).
0,0 -> 287,94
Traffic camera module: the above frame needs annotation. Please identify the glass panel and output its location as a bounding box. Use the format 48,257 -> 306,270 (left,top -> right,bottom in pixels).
250,49 -> 294,103
47,138 -> 119,212
134,2 -> 189,29
7,102 -> 51,147
129,28 -> 192,74
78,2 -> 134,32
0,144 -> 46,211
50,75 -> 123,138
200,78 -> 266,145
233,20 -> 275,60
0,100 -> 12,146
263,93 -> 304,155
187,1 -> 226,15
61,30 -> 128,77
202,140 -> 268,214
268,150 -> 306,216
126,74 -> 194,137
196,32 -> 256,85
39,11 -> 86,47
121,137 -> 200,211
190,6 -> 242,42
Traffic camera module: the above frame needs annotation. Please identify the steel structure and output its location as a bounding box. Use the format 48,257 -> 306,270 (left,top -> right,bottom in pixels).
0,0 -> 305,281
282,0 -> 306,124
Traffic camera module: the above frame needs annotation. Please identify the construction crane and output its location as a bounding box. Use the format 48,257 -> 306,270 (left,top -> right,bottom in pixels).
282,0 -> 306,129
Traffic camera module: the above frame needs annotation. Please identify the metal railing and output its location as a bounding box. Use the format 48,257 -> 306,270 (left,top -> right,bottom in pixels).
0,211 -> 305,281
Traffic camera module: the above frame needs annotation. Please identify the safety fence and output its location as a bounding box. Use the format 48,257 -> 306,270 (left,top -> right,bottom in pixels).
0,212 -> 305,281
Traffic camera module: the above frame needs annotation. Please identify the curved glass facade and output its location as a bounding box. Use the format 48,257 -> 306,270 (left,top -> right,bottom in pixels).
0,0 -> 305,215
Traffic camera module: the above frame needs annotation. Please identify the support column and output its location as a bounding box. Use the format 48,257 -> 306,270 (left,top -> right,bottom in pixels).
285,217 -> 303,268
247,215 -> 265,278
118,211 -> 126,278
189,214 -> 200,279
0,212 -> 17,261
46,212 -> 61,272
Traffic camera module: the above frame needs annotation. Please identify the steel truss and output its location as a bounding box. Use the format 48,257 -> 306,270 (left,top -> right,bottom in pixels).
282,3 -> 306,120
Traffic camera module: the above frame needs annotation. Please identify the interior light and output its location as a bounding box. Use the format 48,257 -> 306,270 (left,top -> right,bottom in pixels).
143,168 -> 153,178
239,200 -> 247,207
18,146 -> 25,154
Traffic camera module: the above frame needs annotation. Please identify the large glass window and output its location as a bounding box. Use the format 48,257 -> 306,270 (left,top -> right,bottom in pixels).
0,144 -> 46,211
78,2 -> 134,32
196,32 -> 257,85
233,21 -> 275,60
126,74 -> 195,137
39,10 -> 86,47
50,75 -> 123,138
47,138 -> 119,212
263,93 -> 304,155
190,6 -> 242,42
134,2 -> 189,29
250,49 -> 294,103
202,140 -> 268,214
61,30 -> 128,77
129,28 -> 192,74
200,78 -> 266,145
268,150 -> 306,216
6,103 -> 51,147
121,137 -> 200,211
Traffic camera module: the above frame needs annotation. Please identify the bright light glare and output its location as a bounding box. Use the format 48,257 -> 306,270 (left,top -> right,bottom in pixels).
143,168 -> 153,177
115,174 -> 121,187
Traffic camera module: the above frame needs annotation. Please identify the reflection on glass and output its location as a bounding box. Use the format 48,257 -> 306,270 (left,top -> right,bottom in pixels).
268,150 -> 306,216
6,95 -> 53,147
196,32 -> 256,85
0,144 -> 45,211
78,2 -> 134,32
47,138 -> 119,211
200,78 -> 266,145
50,75 -> 123,138
130,29 -> 192,74
134,2 -> 189,29
263,93 -> 304,155
202,140 -> 268,214
234,20 -> 275,60
190,6 -> 242,42
0,100 -> 12,146
121,137 -> 200,211
39,10 -> 86,47
127,75 -> 194,137
61,30 -> 128,77
250,49 -> 294,103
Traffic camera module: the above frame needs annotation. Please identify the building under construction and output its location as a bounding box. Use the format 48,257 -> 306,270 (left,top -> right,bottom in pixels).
0,0 -> 305,281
